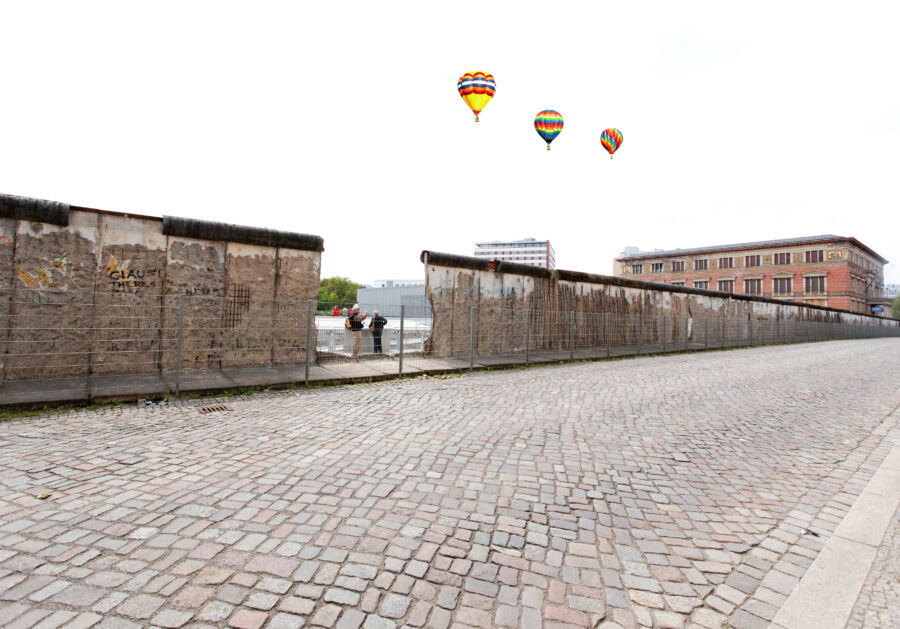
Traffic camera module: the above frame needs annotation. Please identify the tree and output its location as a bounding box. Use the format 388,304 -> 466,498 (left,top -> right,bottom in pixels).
319,276 -> 362,307
893,295 -> 900,319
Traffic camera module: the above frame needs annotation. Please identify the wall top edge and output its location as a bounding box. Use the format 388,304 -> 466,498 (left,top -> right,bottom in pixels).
163,217 -> 324,252
0,193 -> 70,226
419,250 -> 897,323
420,250 -> 550,278
0,192 -> 324,253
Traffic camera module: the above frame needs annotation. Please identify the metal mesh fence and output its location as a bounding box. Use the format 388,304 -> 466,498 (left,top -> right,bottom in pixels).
0,288 -> 897,403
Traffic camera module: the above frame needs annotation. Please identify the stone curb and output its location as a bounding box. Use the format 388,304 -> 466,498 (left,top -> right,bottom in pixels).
771,413 -> 900,629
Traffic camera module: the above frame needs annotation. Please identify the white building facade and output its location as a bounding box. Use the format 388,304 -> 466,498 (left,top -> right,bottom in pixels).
474,238 -> 556,269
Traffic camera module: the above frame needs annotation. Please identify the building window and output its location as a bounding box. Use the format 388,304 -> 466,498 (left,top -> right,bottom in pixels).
693,280 -> 709,289
671,281 -> 685,286
672,261 -> 685,272
805,275 -> 826,293
694,259 -> 708,270
745,255 -> 760,267
806,250 -> 824,263
718,279 -> 734,292
774,252 -> 791,265
632,264 -> 643,274
773,277 -> 793,294
718,257 -> 734,269
651,262 -> 664,273
744,278 -> 762,294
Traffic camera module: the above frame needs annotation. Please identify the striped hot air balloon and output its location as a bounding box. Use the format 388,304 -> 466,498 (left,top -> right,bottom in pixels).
601,128 -> 623,158
534,110 -> 564,150
457,72 -> 496,122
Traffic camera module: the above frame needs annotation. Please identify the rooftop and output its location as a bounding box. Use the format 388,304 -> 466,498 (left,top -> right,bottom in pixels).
616,234 -> 888,264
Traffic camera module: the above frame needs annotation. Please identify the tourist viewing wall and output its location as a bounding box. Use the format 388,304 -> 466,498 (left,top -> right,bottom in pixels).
0,193 -> 323,380
420,250 -> 898,357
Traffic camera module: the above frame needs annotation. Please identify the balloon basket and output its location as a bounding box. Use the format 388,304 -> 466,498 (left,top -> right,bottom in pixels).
475,116 -> 479,123
547,146 -> 551,151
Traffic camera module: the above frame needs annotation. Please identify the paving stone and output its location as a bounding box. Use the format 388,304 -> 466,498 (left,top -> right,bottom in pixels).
116,594 -> 166,619
362,615 -> 395,629
150,609 -> 194,628
311,604 -> 342,627
198,601 -> 234,622
267,612 -> 306,629
228,609 -> 269,629
336,609 -> 366,629
377,592 -> 411,618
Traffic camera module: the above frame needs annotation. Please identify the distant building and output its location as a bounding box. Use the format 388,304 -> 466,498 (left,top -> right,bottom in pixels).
614,235 -> 888,315
474,238 -> 556,269
373,279 -> 424,288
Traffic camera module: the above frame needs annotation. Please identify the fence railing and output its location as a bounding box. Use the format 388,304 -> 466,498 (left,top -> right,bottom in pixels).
433,308 -> 899,367
0,288 -> 897,402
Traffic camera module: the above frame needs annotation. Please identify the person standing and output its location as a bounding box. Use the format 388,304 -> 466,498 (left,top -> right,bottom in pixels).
368,310 -> 388,354
349,304 -> 368,358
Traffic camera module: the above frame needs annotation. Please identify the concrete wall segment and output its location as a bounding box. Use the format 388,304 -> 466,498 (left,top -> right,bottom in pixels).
421,251 -> 898,358
92,214 -> 167,375
0,193 -> 324,381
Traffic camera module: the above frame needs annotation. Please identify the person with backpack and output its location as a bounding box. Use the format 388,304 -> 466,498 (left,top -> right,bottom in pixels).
368,310 -> 388,354
346,304 -> 368,357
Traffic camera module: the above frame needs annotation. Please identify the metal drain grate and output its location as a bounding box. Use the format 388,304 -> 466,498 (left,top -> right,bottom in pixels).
198,405 -> 232,414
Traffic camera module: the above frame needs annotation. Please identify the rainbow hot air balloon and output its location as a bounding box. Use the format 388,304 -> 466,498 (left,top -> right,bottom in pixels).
601,128 -> 623,158
457,72 -> 496,122
534,110 -> 564,150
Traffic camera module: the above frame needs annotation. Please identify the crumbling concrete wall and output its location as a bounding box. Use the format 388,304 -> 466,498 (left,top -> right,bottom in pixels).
0,194 -> 323,380
94,214 -> 168,375
7,214 -> 99,379
420,251 -> 896,357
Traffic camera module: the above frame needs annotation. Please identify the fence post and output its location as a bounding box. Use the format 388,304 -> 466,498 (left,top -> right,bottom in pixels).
749,318 -> 753,347
721,318 -> 726,348
661,317 -> 666,353
606,313 -> 611,357
636,314 -> 641,355
760,319 -> 765,346
685,317 -> 689,351
469,306 -> 476,371
525,311 -> 531,365
175,294 -> 185,397
569,311 -> 575,362
305,299 -> 312,386
705,318 -> 708,349
398,304 -> 405,377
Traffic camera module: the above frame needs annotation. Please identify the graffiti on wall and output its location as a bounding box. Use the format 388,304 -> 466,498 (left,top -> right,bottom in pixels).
17,253 -> 71,290
107,256 -> 161,293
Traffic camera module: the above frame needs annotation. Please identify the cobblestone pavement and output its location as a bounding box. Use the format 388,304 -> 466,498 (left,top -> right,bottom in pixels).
1,338 -> 898,629
846,505 -> 899,629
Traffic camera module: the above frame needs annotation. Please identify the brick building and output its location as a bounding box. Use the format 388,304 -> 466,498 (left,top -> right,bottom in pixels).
614,235 -> 888,314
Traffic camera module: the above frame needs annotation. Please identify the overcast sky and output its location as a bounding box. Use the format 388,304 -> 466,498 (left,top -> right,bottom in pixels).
2,1 -> 898,285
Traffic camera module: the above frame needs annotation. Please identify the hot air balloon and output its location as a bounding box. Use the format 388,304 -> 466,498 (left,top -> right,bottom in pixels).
534,110 -> 564,150
601,128 -> 623,158
457,72 -> 496,122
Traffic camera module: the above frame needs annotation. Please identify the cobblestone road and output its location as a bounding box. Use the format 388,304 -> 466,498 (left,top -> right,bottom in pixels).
1,339 -> 898,629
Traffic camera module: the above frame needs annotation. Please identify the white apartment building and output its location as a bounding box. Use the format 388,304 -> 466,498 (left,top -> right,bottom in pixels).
474,238 -> 556,269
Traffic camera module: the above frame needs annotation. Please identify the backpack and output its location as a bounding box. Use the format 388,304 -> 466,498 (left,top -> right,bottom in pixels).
345,316 -> 352,329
